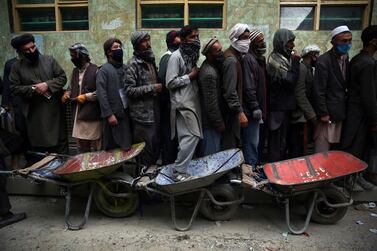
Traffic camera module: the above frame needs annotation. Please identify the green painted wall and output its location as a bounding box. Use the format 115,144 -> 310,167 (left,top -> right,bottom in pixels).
0,0 -> 376,81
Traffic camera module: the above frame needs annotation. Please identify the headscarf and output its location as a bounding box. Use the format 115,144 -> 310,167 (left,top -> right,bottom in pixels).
272,28 -> 295,58
69,42 -> 90,56
229,23 -> 250,54
11,33 -> 35,50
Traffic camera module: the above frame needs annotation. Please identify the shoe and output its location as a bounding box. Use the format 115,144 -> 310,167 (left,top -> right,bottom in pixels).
171,170 -> 194,183
0,212 -> 26,228
345,180 -> 364,192
357,175 -> 377,191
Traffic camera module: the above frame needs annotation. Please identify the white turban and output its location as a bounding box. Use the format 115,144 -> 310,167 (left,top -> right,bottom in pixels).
331,25 -> 351,38
229,23 -> 250,54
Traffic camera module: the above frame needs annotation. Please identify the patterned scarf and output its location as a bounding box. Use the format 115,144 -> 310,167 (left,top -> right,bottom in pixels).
133,48 -> 155,63
179,38 -> 200,66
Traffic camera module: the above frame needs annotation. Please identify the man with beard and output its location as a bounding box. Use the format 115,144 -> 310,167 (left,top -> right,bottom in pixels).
313,26 -> 351,153
61,43 -> 102,153
222,23 -> 251,150
289,45 -> 320,157
267,29 -> 300,162
198,37 -> 226,156
242,28 -> 268,167
125,31 -> 162,167
96,38 -> 132,151
9,33 -> 68,156
166,25 -> 202,181
158,30 -> 181,165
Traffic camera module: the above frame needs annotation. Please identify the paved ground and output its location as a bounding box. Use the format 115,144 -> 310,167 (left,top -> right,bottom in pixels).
1,193 -> 376,251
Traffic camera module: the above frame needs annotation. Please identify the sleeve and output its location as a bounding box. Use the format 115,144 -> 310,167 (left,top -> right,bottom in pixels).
222,57 -> 242,113
360,62 -> 377,124
96,68 -> 113,118
166,54 -> 190,90
313,60 -> 329,117
9,63 -> 34,98
242,55 -> 259,112
281,58 -> 300,90
124,62 -> 154,98
158,54 -> 169,86
1,61 -> 12,106
45,57 -> 67,93
295,64 -> 316,120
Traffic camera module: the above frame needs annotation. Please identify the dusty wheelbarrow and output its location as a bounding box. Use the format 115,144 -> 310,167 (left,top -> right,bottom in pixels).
0,143 -> 145,230
242,151 -> 368,234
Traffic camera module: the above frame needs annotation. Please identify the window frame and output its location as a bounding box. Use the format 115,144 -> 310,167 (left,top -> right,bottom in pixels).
11,0 -> 89,32
136,0 -> 227,30
279,0 -> 371,30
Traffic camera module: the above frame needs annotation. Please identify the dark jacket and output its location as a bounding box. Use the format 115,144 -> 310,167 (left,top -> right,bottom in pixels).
69,63 -> 101,121
242,51 -> 267,119
96,62 -> 126,119
124,56 -> 159,124
291,61 -> 316,123
313,49 -> 349,122
1,57 -> 18,107
198,59 -> 225,130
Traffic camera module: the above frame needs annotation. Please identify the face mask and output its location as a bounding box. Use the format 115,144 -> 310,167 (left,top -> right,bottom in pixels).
256,42 -> 267,56
111,48 -> 123,61
24,49 -> 39,63
71,57 -> 84,68
336,44 -> 352,55
231,39 -> 250,54
214,51 -> 225,64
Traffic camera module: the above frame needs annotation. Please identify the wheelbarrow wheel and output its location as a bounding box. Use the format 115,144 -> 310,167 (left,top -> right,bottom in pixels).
310,187 -> 348,224
200,184 -> 239,221
94,176 -> 139,218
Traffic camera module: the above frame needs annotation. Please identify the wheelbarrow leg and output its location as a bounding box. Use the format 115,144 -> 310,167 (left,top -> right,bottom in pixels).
285,191 -> 318,235
64,184 -> 94,231
170,190 -> 205,231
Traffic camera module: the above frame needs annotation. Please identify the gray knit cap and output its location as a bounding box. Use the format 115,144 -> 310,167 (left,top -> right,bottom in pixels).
131,31 -> 150,48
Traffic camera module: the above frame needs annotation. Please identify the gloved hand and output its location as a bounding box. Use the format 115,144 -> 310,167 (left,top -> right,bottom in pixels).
76,94 -> 87,104
61,91 -> 70,104
252,109 -> 262,121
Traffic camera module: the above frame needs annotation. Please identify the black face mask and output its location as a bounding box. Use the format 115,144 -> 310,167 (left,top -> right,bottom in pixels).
214,51 -> 225,64
71,57 -> 84,68
24,48 -> 39,63
111,49 -> 123,62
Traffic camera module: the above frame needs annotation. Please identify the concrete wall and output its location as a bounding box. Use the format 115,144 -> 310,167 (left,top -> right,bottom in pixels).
0,0 -> 376,80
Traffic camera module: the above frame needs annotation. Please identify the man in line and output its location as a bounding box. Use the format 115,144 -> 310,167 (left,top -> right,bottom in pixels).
166,25 -> 202,180
242,28 -> 267,167
222,23 -> 251,150
62,43 -> 102,153
125,31 -> 161,167
267,28 -> 300,162
342,25 -> 377,187
96,38 -> 132,151
158,30 -> 180,165
313,26 -> 352,153
198,37 -> 226,156
9,34 -> 68,156
289,45 -> 320,157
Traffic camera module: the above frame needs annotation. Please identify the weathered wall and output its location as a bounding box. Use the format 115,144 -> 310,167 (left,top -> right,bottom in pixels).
0,0 -> 376,80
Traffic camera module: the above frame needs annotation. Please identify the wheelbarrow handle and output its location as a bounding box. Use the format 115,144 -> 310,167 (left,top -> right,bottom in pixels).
0,170 -> 15,176
26,151 -> 71,158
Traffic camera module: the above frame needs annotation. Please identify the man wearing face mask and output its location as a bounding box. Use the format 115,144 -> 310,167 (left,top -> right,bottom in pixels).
289,45 -> 320,158
158,30 -> 181,165
198,37 -> 226,156
222,23 -> 251,150
61,43 -> 102,153
242,28 -> 268,167
9,33 -> 68,156
125,31 -> 161,167
96,38 -> 132,151
166,25 -> 203,181
267,28 -> 301,162
341,25 -> 377,187
313,26 -> 352,153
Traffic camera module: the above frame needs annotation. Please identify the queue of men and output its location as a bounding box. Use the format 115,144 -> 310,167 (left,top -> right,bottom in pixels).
1,24 -> 377,227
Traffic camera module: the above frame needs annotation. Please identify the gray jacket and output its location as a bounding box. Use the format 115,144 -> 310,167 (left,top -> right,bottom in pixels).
166,50 -> 203,139
124,56 -> 159,124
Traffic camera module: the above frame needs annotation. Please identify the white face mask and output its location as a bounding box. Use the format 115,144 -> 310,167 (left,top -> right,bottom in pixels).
231,39 -> 250,54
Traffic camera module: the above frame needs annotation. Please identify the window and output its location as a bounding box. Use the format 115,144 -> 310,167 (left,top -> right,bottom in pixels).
280,0 -> 371,30
11,0 -> 89,32
137,0 -> 226,29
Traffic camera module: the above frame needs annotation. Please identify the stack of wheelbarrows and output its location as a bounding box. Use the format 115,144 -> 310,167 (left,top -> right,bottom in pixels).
0,142 -> 367,234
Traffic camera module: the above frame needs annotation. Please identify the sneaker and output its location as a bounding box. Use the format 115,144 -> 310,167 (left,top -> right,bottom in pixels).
171,170 -> 193,183
0,212 -> 26,229
357,175 -> 377,191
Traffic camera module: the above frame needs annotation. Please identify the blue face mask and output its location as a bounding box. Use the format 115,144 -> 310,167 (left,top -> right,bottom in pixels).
336,44 -> 352,55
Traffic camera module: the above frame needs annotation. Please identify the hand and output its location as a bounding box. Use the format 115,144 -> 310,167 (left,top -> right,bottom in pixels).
33,82 -> 48,94
107,114 -> 118,125
188,66 -> 199,80
61,91 -> 70,104
76,94 -> 87,104
320,115 -> 330,123
239,112 -> 248,128
85,92 -> 97,102
154,83 -> 162,93
252,109 -> 262,121
215,121 -> 226,133
291,51 -> 301,60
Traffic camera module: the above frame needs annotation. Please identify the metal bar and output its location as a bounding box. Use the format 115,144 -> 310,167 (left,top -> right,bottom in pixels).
204,188 -> 244,206
285,192 -> 318,235
317,189 -> 353,208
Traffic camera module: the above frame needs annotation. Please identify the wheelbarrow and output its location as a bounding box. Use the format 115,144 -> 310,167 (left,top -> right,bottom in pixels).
241,151 -> 368,234
0,143 -> 145,230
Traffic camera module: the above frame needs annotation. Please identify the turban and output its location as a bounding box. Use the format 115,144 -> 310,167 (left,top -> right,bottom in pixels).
69,42 -> 89,55
11,33 -> 35,50
229,23 -> 250,42
302,44 -> 320,57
